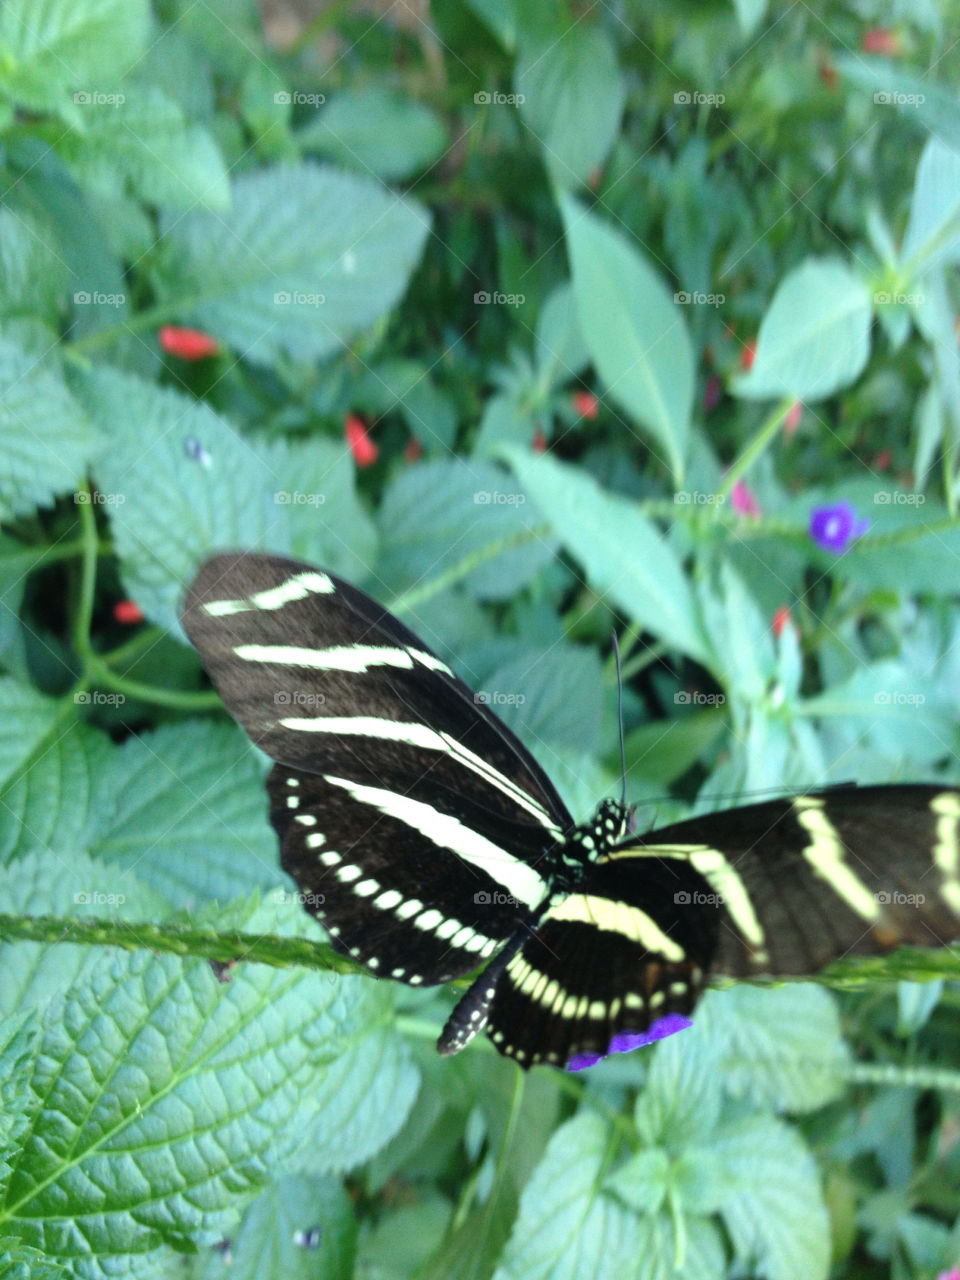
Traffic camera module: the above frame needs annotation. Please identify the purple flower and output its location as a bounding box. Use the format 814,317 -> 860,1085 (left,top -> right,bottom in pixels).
567,1012 -> 693,1071
809,501 -> 868,554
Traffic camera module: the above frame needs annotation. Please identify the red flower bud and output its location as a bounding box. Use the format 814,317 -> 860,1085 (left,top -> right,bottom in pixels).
114,600 -> 145,624
345,415 -> 378,467
159,326 -> 220,360
572,391 -> 599,420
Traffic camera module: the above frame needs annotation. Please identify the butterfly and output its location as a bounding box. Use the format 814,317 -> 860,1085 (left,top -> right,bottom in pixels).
182,551 -> 960,1069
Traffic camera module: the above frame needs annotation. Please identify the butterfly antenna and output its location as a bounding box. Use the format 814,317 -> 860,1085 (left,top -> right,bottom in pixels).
612,631 -> 627,812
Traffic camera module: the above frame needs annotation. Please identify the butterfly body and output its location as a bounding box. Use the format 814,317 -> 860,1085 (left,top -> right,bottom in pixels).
182,552 -> 960,1069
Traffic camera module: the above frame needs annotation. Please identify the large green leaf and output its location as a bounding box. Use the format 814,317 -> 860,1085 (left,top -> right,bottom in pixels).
516,26 -> 625,187
734,258 -> 872,401
493,1113 -> 640,1280
0,207 -> 66,322
503,450 -> 711,665
0,680 -> 64,794
0,897 -> 409,1275
151,163 -> 430,366
901,135 -> 960,275
0,0 -> 150,114
298,86 -> 448,181
561,196 -> 693,478
0,340 -> 101,522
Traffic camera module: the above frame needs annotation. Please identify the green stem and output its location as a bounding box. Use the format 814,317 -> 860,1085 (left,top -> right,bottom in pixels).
72,481 -> 99,663
85,655 -> 223,711
843,1061 -> 960,1093
65,300 -> 187,358
717,396 -> 795,500
389,525 -> 552,616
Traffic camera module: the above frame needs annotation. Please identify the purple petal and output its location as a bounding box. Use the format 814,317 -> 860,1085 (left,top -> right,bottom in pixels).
566,1012 -> 693,1072
809,501 -> 868,554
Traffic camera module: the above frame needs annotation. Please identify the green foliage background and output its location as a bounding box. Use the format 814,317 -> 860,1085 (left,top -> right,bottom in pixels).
1,0 -> 960,1276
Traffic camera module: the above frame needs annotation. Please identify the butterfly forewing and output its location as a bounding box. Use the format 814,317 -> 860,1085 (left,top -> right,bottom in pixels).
182,552 -> 572,985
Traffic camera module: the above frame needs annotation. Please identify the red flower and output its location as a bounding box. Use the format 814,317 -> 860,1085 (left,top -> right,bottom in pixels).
862,28 -> 901,55
114,600 -> 145,624
740,340 -> 757,371
159,326 -> 220,360
532,428 -> 548,453
875,448 -> 892,471
772,606 -> 796,639
345,415 -> 378,467
784,401 -> 802,437
572,391 -> 599,420
731,479 -> 761,518
404,436 -> 423,463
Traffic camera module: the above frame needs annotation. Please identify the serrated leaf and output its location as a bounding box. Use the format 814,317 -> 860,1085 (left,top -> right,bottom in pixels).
561,195 -> 693,478
55,86 -> 229,211
0,898 -> 398,1274
710,1112 -> 830,1280
688,986 -> 847,1114
0,722 -> 111,864
0,680 -> 63,793
733,258 -> 872,401
299,86 -> 448,181
480,644 -> 604,758
633,1026 -> 722,1149
493,1113 -> 640,1280
503,450 -> 710,665
151,163 -> 430,366
0,848 -> 171,1018
0,1239 -> 67,1279
79,367 -> 284,634
0,0 -> 150,114
377,459 -> 557,603
0,1012 -> 40,1180
88,721 -> 283,910
516,26 -> 625,187
604,1149 -> 670,1215
902,136 -> 960,274
189,1175 -> 356,1280
0,207 -> 66,322
634,1214 -> 726,1280
0,340 -> 101,521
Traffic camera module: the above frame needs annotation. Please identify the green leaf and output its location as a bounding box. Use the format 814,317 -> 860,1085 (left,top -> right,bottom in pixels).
731,0 -> 768,37
0,207 -> 67,322
80,368 -> 284,634
604,1149 -> 670,1215
0,340 -> 101,521
902,136 -> 960,274
299,86 -> 448,181
835,56 -> 960,151
0,848 -> 170,1019
151,163 -> 430,366
734,258 -> 872,401
377,459 -> 557,602
896,980 -> 943,1036
634,1027 -> 722,1149
516,26 -> 625,187
0,897 -> 404,1272
632,1214 -> 726,1280
0,722 -> 111,864
561,196 -> 693,478
534,282 -> 590,385
493,1113 -> 640,1280
503,450 -> 711,665
480,644 -> 604,758
473,394 -> 537,459
88,721 -> 283,910
190,1175 -> 356,1280
710,1112 -> 830,1280
0,1012 -> 39,1179
0,1239 -> 67,1279
0,0 -> 150,114
54,87 -> 230,211
0,680 -> 63,793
